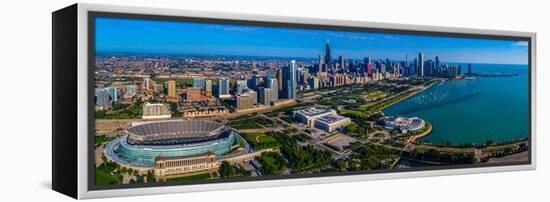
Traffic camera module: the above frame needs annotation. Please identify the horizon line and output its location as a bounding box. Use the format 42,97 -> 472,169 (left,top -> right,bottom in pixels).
95,50 -> 529,66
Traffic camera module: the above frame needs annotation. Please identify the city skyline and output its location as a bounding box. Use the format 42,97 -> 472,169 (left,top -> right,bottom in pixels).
95,17 -> 529,65
93,16 -> 530,186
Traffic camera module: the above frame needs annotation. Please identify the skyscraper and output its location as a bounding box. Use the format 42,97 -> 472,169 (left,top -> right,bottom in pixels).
364,57 -> 372,75
167,81 -> 178,102
266,78 -> 279,102
412,58 -> 418,77
205,80 -> 212,96
318,54 -> 324,73
192,77 -> 206,90
325,41 -> 331,70
405,53 -> 409,76
418,52 -> 424,77
467,64 -> 472,76
248,73 -> 260,91
425,60 -> 434,76
143,78 -> 154,91
258,87 -> 271,106
435,56 -> 440,68
277,68 -> 283,92
236,80 -> 248,95
235,93 -> 253,110
248,89 -> 257,105
348,59 -> 355,72
282,60 -> 297,99
338,56 -> 344,70
217,77 -> 230,98
167,81 -> 176,98
105,87 -> 118,103
95,88 -> 110,109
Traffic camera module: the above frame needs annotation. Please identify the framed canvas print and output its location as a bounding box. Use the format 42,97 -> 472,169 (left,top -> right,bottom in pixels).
52,3 -> 536,199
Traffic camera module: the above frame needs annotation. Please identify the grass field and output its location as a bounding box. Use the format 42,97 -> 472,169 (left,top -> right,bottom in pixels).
95,169 -> 122,186
241,132 -> 280,150
363,90 -> 387,102
152,78 -> 193,88
227,116 -> 274,129
340,109 -> 364,118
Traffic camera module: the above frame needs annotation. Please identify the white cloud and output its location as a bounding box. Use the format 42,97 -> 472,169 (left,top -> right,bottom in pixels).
205,25 -> 257,33
513,41 -> 528,47
384,35 -> 400,40
326,32 -> 375,41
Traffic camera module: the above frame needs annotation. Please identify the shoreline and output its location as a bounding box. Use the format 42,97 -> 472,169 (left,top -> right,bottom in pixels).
413,137 -> 528,148
407,122 -> 432,143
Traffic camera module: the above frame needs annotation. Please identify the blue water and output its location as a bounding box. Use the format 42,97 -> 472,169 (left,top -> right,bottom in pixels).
382,63 -> 529,144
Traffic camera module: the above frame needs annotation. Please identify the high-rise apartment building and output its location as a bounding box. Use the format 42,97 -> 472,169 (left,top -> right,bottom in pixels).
266,78 -> 278,102
192,77 -> 206,90
282,60 -> 297,99
258,87 -> 271,106
235,93 -> 253,110
205,79 -> 212,96
217,77 -> 230,98
167,80 -> 178,102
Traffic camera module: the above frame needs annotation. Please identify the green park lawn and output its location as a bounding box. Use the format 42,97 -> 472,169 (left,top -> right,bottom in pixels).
95,169 -> 122,186
241,132 -> 280,150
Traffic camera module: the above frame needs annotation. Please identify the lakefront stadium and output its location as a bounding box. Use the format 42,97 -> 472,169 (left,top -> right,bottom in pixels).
105,120 -> 240,167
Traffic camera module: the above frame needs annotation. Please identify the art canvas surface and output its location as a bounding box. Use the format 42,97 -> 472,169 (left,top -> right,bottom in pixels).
90,11 -> 531,190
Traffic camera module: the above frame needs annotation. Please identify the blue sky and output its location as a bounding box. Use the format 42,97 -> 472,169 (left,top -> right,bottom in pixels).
95,17 -> 529,65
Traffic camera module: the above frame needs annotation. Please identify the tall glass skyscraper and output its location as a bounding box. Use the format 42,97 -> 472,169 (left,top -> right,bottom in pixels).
418,52 -> 424,77
248,73 -> 260,91
217,77 -> 230,98
282,60 -> 297,99
105,87 -> 118,103
325,41 -> 331,69
266,78 -> 278,102
95,88 -> 110,108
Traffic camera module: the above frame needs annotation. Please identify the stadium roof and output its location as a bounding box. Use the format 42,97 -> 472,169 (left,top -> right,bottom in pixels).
126,120 -> 231,145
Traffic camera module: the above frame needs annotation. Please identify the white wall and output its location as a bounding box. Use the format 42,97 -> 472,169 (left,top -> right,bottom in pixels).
0,0 -> 547,201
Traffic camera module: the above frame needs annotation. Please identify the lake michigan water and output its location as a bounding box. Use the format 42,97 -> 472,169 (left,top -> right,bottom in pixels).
382,63 -> 529,144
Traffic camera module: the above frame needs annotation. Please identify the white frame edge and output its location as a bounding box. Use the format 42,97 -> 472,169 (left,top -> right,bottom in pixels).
76,3 -> 537,199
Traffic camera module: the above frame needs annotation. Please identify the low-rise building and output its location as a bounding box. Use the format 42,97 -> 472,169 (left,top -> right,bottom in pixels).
154,149 -> 273,178
293,108 -> 337,127
382,116 -> 426,134
182,108 -> 229,118
154,151 -> 219,177
313,114 -> 352,132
